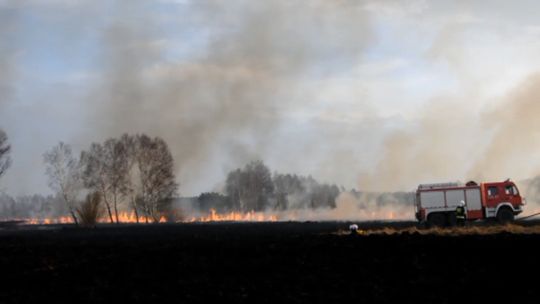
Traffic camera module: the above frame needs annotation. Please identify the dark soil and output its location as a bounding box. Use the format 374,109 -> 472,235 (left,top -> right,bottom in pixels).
0,221 -> 538,303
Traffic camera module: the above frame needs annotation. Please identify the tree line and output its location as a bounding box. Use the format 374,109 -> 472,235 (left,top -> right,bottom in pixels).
0,128 -> 413,222
42,134 -> 177,225
1,129 -> 342,222
197,160 -> 341,212
0,193 -> 65,220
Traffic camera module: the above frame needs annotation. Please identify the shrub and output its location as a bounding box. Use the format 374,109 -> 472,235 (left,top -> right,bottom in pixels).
76,192 -> 103,227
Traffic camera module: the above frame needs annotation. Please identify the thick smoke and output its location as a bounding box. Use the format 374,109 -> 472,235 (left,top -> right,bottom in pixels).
358,99 -> 483,191
520,176 -> 540,216
4,1 -> 540,224
468,74 -> 540,181
274,190 -> 414,221
358,73 -> 540,193
180,190 -> 414,222
85,0 -> 372,193
83,1 -> 540,197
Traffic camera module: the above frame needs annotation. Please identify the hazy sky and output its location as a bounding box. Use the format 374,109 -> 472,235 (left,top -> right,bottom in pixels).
2,0 -> 540,196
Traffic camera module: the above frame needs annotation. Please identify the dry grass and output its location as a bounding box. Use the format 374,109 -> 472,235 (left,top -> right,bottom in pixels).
337,222 -> 540,236
76,192 -> 103,227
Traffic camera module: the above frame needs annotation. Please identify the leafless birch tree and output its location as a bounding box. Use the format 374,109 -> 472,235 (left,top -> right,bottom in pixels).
43,142 -> 81,225
135,134 -> 177,222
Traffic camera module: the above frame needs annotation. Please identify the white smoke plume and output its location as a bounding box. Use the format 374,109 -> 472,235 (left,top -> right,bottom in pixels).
274,191 -> 414,221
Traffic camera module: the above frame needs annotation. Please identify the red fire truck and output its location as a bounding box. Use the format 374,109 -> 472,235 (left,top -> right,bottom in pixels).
415,179 -> 525,226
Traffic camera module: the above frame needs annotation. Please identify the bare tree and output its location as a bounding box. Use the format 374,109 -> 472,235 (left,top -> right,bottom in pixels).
225,160 -> 274,211
273,173 -> 340,209
81,137 -> 131,224
245,160 -> 274,211
0,129 -> 11,179
225,169 -> 243,210
80,142 -> 114,223
79,134 -> 177,224
135,134 -> 177,222
103,138 -> 129,223
43,142 -> 81,225
273,173 -> 304,210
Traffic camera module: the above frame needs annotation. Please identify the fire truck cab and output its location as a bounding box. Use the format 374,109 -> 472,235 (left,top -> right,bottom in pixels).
415,179 -> 524,227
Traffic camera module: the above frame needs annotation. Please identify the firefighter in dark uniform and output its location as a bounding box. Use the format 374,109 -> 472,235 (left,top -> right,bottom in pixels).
456,200 -> 467,226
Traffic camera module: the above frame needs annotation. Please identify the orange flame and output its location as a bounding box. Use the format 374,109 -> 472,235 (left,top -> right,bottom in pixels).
14,208 -> 410,225
24,216 -> 74,225
19,211 -> 166,225
189,209 -> 278,222
17,209 -> 277,225
113,212 -> 166,223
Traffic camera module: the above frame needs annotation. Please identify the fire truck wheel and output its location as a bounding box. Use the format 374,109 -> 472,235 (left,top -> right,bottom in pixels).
427,213 -> 446,227
496,208 -> 514,223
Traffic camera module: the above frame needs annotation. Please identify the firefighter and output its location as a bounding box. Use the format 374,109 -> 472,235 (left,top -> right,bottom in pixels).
349,224 -> 359,235
456,200 -> 467,226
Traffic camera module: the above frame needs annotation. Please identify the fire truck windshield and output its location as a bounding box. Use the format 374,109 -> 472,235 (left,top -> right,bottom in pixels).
505,185 -> 519,195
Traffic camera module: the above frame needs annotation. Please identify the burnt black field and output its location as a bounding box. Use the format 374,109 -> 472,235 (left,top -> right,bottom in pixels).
0,221 -> 539,303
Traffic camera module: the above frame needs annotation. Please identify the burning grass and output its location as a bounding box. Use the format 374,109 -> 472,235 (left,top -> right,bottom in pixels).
16,211 -> 166,225
188,209 -> 278,222
13,209 -> 273,225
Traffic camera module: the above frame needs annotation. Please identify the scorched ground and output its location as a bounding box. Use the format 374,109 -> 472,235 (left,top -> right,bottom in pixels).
0,221 -> 538,303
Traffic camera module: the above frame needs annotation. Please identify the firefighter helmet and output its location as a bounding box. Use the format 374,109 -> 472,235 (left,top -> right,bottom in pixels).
459,200 -> 466,207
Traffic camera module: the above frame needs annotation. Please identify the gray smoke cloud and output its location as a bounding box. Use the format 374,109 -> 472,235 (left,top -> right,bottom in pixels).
3,0 -> 540,210
83,0 -> 373,193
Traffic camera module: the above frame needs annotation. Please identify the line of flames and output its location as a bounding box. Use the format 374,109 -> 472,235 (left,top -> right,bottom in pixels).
14,209 -> 413,225
15,209 -> 276,225
22,212 -> 166,225
188,209 -> 278,222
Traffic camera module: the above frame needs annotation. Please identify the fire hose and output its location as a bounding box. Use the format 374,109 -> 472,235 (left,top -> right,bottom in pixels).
516,212 -> 540,221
